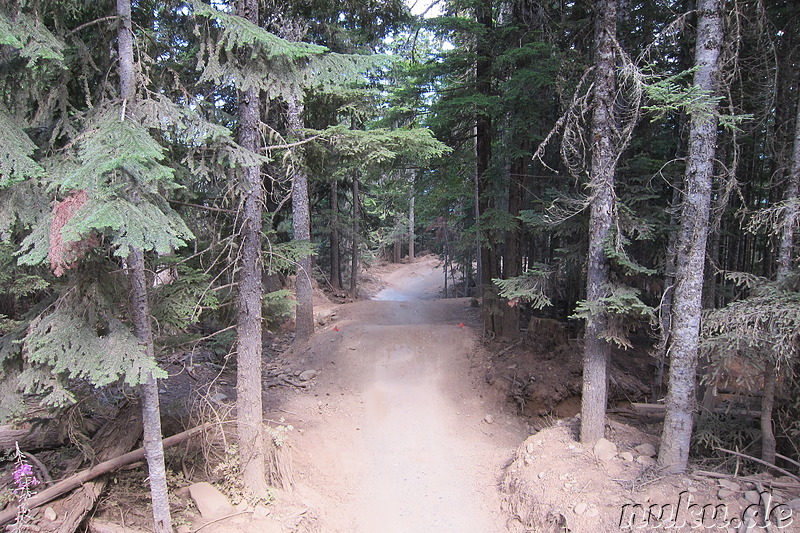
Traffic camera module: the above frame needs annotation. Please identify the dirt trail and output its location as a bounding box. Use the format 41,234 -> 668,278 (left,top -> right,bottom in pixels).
282,257 -> 526,532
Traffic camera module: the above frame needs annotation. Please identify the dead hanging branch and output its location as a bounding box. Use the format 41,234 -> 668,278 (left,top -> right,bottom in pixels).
531,66 -> 594,174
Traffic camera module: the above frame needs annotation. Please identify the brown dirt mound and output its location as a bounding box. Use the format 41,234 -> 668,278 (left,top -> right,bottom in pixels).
500,419 -> 799,532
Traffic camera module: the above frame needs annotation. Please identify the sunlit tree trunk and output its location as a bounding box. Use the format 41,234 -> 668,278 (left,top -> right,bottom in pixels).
127,251 -> 172,533
580,0 -> 617,445
117,0 -> 171,530
658,0 -> 722,473
235,0 -> 269,497
288,98 -> 314,342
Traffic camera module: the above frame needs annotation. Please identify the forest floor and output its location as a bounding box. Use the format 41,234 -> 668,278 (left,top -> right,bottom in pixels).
81,256 -> 800,532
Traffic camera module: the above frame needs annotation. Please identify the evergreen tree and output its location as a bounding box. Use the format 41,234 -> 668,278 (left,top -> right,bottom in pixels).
580,0 -> 618,445
658,0 -> 723,474
116,0 -> 173,527
288,96 -> 315,342
232,0 -> 270,497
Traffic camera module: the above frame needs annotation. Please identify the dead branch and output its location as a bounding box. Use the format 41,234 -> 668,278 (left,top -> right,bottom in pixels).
692,469 -> 800,490
22,452 -> 52,486
47,405 -> 143,533
0,424 -> 210,527
715,447 -> 800,484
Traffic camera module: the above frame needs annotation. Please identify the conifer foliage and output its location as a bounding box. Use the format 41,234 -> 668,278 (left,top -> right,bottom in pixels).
2,0 -> 800,523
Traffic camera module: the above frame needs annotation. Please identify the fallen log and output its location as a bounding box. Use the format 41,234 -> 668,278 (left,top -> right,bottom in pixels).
629,402 -> 760,418
0,423 -> 210,528
0,423 -> 68,453
1,414 -> 105,453
42,404 -> 143,533
716,447 -> 800,484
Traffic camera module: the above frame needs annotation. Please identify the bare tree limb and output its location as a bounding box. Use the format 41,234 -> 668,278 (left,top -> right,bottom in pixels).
716,447 -> 800,483
0,424 -> 210,527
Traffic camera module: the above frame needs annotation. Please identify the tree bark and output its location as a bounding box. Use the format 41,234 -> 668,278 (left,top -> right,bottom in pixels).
501,157 -> 525,338
654,185 -> 681,402
117,0 -> 172,529
393,233 -> 401,263
778,100 -> 800,278
126,250 -> 171,533
763,96 -> 800,465
474,127 -> 482,295
349,176 -> 359,298
580,0 -> 617,445
408,191 -> 415,260
658,0 -> 722,474
0,424 -> 71,452
287,98 -> 314,342
760,359 -> 777,465
330,180 -> 342,291
475,0 -> 499,334
235,0 -> 268,497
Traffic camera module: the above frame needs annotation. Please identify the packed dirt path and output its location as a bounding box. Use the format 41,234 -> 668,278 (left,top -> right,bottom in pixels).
277,256 -> 527,532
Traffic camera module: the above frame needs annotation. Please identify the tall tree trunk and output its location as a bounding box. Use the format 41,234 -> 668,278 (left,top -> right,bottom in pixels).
501,157 -> 525,338
474,127 -> 482,294
580,0 -> 617,445
408,192 -> 415,260
777,101 -> 800,278
349,176 -> 359,298
764,97 -> 800,465
287,98 -> 314,342
393,232 -> 402,263
330,180 -> 342,290
235,0 -> 269,497
760,359 -> 777,465
117,1 -> 172,530
658,0 -> 722,473
126,252 -> 172,533
654,185 -> 681,402
475,0 -> 500,334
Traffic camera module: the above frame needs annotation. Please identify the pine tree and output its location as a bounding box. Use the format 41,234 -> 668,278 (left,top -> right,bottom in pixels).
117,0 -> 172,527
288,96 -> 315,341
580,0 -> 618,445
228,0 -> 270,497
191,0 -> 404,493
658,0 -> 723,474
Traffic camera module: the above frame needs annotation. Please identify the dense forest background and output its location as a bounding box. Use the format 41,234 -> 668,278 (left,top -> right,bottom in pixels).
1,0 -> 799,530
